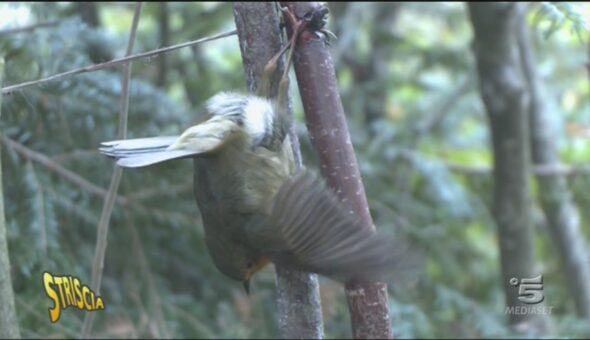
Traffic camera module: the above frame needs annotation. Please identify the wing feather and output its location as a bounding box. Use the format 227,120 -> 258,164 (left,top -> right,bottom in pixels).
269,170 -> 421,282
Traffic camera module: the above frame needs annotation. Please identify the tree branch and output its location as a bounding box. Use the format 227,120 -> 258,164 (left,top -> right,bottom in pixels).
0,136 -> 195,232
233,3 -> 324,338
517,4 -> 590,319
1,29 -> 237,95
446,162 -> 590,177
283,2 -> 392,338
81,3 -> 143,337
0,21 -> 59,36
469,2 -> 541,329
0,136 -> 128,205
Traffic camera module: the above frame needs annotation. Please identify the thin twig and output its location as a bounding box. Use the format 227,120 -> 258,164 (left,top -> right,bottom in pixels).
397,148 -> 590,177
0,21 -> 59,36
1,29 -> 237,95
0,136 -> 195,227
446,162 -> 590,177
0,135 -> 129,205
81,3 -> 143,337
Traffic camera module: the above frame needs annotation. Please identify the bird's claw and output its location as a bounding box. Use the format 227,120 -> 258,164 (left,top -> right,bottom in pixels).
280,4 -> 333,45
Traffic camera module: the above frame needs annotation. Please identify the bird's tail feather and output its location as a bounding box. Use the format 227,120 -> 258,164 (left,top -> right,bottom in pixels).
100,115 -> 243,168
99,136 -> 197,168
100,136 -> 178,153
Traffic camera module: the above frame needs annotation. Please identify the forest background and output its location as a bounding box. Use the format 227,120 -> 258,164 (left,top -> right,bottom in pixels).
1,2 -> 590,338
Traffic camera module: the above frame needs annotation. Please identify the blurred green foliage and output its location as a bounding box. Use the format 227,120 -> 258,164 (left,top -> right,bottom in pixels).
1,2 -> 590,338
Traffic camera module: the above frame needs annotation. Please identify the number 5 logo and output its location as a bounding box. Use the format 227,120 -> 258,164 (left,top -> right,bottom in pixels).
511,275 -> 544,304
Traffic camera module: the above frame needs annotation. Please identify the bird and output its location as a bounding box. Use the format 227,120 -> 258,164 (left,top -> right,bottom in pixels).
99,90 -> 415,292
100,8 -> 417,292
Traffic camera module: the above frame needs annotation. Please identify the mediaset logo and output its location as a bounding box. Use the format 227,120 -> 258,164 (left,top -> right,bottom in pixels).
505,274 -> 554,315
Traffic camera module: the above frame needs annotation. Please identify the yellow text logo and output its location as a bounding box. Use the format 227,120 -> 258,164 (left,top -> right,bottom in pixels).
42,271 -> 105,323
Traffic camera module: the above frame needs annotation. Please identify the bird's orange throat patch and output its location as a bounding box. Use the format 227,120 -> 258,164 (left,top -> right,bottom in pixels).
246,257 -> 270,279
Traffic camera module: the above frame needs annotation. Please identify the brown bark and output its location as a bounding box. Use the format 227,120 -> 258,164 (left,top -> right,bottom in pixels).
233,3 -> 324,338
284,2 -> 392,338
468,2 -> 540,329
0,58 -> 22,339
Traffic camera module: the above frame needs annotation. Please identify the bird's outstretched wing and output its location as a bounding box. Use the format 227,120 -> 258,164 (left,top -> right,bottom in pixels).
268,170 -> 421,283
99,117 -> 241,168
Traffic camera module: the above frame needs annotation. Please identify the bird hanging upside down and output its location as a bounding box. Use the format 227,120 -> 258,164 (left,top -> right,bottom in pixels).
100,6 -> 414,293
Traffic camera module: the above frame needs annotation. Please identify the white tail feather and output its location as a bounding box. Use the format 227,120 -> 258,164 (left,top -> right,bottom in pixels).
100,136 -> 196,168
100,136 -> 178,150
116,149 -> 198,168
100,97 -> 247,168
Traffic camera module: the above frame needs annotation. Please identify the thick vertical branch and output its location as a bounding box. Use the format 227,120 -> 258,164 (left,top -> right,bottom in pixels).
81,3 -> 143,337
233,3 -> 323,338
468,2 -> 539,327
0,58 -> 22,339
517,6 -> 590,319
284,2 -> 392,339
233,3 -> 283,96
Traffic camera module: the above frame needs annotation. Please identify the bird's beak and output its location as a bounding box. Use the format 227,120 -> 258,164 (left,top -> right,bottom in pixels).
242,257 -> 269,295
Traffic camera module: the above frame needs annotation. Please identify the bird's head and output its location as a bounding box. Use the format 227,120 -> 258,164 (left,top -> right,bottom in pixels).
207,92 -> 276,146
205,233 -> 269,294
165,92 -> 280,153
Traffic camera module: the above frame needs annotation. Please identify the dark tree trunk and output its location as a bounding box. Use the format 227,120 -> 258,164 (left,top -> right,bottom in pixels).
0,58 -> 22,339
74,2 -> 100,27
468,2 -> 540,328
284,2 -> 393,338
156,2 -> 170,88
517,5 -> 590,319
233,3 -> 324,338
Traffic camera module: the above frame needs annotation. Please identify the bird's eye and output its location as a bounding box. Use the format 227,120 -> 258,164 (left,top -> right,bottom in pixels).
246,261 -> 254,269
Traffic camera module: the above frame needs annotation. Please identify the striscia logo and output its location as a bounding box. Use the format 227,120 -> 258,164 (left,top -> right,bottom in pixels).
42,271 -> 105,323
